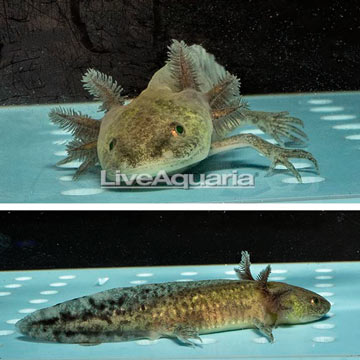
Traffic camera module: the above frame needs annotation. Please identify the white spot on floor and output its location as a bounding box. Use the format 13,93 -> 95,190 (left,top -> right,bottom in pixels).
56,160 -> 82,168
176,279 -> 194,282
318,292 -> 334,297
0,330 -> 15,336
282,176 -> 325,184
345,134 -> 360,140
58,275 -> 76,280
269,276 -> 286,281
271,269 -> 288,274
312,336 -> 335,343
61,188 -> 104,196
4,284 -> 22,288
136,339 -> 159,346
193,337 -> 217,345
312,323 -> 335,329
180,272 -> 198,276
240,129 -> 265,135
96,277 -> 109,286
307,99 -> 332,105
18,308 -> 37,314
310,106 -> 343,112
49,282 -> 67,287
50,130 -> 71,136
315,269 -> 333,273
15,277 -> 32,281
315,283 -> 334,288
40,290 -> 58,295
252,337 -> 268,344
130,280 -> 148,285
6,319 -> 20,325
320,114 -> 356,121
275,162 -> 311,170
54,151 -> 67,156
136,273 -> 154,277
333,123 -> 360,130
327,312 -> 335,318
59,176 -> 73,182
315,276 -> 333,280
52,139 -> 69,145
29,299 -> 49,304
0,292 -> 11,297
225,270 -> 236,275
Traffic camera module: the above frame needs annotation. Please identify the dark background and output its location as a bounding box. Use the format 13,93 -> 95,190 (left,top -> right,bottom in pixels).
1,0 -> 360,105
0,211 -> 358,270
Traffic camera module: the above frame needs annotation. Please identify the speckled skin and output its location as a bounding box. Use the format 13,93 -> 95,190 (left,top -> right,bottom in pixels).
98,87 -> 213,180
16,278 -> 330,345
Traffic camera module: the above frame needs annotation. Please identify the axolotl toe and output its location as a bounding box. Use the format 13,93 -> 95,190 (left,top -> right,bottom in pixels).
50,40 -> 318,182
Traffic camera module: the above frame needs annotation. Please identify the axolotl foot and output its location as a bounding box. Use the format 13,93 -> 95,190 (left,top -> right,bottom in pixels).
254,111 -> 307,146
210,133 -> 319,182
169,324 -> 203,347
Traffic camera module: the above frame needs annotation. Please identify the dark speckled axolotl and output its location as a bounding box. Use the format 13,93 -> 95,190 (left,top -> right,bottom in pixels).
49,40 -> 318,182
16,252 -> 330,346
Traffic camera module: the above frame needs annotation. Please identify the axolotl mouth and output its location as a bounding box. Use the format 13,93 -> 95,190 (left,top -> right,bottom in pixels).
103,145 -> 206,181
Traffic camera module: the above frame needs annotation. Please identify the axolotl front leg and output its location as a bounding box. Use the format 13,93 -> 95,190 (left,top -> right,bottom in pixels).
209,133 -> 319,182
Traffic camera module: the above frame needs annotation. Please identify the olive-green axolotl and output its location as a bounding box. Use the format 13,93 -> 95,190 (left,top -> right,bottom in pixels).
50,40 -> 318,182
16,251 -> 330,346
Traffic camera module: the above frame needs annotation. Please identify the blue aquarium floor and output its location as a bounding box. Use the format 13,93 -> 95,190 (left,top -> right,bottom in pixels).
0,262 -> 358,359
1,92 -> 360,203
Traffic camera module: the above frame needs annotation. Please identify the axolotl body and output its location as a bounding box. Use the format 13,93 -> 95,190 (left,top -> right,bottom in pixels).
50,40 -> 318,182
16,252 -> 330,346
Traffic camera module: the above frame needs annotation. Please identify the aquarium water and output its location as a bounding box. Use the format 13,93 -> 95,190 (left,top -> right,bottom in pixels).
1,92 -> 360,203
0,261 -> 358,359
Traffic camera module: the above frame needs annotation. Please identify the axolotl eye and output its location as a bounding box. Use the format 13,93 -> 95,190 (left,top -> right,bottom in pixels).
109,139 -> 117,151
310,297 -> 320,306
171,123 -> 185,137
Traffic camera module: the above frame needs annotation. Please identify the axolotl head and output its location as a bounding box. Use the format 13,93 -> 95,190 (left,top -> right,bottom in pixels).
97,88 -> 213,181
268,282 -> 331,325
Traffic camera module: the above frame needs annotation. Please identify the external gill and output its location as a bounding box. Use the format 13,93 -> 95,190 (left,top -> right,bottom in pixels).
49,68 -> 126,179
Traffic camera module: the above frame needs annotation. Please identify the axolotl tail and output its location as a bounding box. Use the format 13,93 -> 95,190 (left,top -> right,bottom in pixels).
15,289 -> 148,344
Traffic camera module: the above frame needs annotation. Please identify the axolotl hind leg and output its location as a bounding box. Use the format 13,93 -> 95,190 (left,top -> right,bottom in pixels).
165,324 -> 202,347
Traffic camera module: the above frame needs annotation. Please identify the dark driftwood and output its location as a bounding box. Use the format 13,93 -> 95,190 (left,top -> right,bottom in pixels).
0,0 -> 359,105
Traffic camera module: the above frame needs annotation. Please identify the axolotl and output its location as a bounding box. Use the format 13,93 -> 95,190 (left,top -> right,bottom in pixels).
50,40 -> 318,182
16,251 -> 330,346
